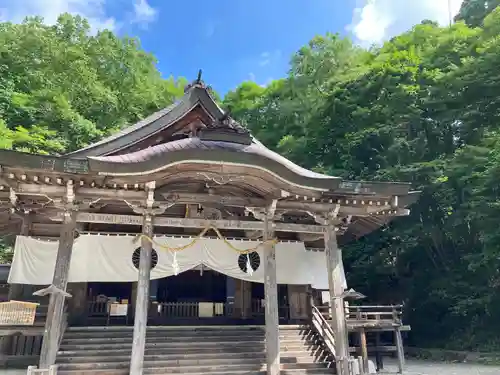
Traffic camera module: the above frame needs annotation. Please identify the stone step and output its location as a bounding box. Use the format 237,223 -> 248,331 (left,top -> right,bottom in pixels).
58,355 -> 318,368
58,369 -> 333,375
58,361 -> 326,372
57,352 -> 318,364
60,335 -> 318,345
62,330 -> 313,339
58,343 -> 319,356
65,327 -> 270,333
56,325 -> 331,375
59,341 -> 316,352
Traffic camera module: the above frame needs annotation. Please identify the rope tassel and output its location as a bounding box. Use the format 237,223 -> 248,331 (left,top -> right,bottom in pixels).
134,225 -> 278,254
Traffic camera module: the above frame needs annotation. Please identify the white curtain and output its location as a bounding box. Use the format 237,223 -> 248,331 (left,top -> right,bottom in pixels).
8,235 -> 347,289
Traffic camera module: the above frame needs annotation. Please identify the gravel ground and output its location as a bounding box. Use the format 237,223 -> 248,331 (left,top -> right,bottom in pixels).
381,359 -> 500,374
1,360 -> 499,374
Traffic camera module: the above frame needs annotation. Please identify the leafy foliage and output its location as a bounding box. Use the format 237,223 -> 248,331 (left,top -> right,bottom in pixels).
224,7 -> 500,350
0,14 -> 186,154
3,7 -> 500,350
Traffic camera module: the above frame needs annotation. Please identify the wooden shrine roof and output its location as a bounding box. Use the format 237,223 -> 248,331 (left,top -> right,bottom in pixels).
0,76 -> 421,243
66,81 -> 229,158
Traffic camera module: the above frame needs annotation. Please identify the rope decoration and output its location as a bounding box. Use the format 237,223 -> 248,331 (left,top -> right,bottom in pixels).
132,225 -> 278,255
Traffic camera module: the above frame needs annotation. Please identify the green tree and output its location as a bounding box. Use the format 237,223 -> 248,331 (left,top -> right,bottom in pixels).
455,0 -> 500,27
225,9 -> 500,350
0,14 -> 186,154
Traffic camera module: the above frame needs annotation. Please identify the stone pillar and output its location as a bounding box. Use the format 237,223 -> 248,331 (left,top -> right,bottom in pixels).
263,214 -> 280,375
324,223 -> 349,375
39,209 -> 77,368
129,213 -> 153,375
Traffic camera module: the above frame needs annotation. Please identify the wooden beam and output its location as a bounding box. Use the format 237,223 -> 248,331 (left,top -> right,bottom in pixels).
49,212 -> 328,233
325,223 -> 349,375
17,183 -> 65,196
263,213 -> 280,375
162,192 -> 399,216
16,183 -> 147,200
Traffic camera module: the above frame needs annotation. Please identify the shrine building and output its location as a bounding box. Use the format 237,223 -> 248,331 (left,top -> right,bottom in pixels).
0,77 -> 419,375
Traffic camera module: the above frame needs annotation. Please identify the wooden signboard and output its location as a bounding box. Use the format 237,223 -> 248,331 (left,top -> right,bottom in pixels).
107,303 -> 129,325
109,303 -> 128,316
198,302 -> 214,318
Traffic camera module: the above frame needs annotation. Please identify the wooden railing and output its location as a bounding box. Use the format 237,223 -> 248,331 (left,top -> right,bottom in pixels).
314,304 -> 403,325
311,304 -> 338,374
88,299 -> 290,321
346,304 -> 403,325
152,302 -> 230,318
87,301 -> 109,317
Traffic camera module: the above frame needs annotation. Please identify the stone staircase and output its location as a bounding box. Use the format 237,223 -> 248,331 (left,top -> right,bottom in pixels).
56,325 -> 336,375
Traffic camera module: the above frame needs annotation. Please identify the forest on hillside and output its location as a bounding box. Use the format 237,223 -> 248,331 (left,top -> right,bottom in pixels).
1,0 -> 500,350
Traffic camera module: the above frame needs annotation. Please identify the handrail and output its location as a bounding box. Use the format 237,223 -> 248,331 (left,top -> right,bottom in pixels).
55,305 -> 68,359
315,303 -> 404,325
56,311 -> 67,350
311,304 -> 339,373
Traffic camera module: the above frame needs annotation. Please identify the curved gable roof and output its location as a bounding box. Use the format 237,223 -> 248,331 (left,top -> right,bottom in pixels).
66,84 -> 224,158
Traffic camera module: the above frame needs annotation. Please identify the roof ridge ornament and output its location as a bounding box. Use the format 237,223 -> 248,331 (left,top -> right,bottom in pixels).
199,106 -> 252,144
184,69 -> 209,93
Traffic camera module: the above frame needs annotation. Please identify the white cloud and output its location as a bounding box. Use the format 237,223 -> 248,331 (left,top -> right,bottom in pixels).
0,0 -> 159,32
1,0 -> 117,32
132,0 -> 157,27
258,50 -> 281,67
203,21 -> 216,38
259,52 -> 271,67
348,0 -> 465,46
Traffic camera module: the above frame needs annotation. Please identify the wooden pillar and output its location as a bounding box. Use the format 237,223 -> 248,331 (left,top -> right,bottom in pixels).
233,279 -> 242,318
324,223 -> 349,375
226,276 -> 236,309
67,282 -> 88,325
233,279 -> 251,319
394,327 -> 405,373
150,279 -> 159,302
375,332 -> 384,371
359,328 -> 368,373
263,214 -> 280,375
39,209 -> 77,368
8,212 -> 32,301
288,285 -> 309,322
129,213 -> 153,375
242,280 -> 252,319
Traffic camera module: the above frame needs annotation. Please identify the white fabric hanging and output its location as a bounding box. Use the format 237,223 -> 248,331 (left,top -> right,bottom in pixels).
8,235 -> 347,289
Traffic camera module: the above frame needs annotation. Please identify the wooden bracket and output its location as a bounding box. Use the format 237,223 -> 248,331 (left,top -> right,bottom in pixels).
33,284 -> 72,298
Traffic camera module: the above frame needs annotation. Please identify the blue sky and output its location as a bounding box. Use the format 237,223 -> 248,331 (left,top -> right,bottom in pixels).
0,0 -> 464,95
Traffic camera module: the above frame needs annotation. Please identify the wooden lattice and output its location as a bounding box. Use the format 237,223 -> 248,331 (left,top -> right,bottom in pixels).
0,300 -> 39,326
